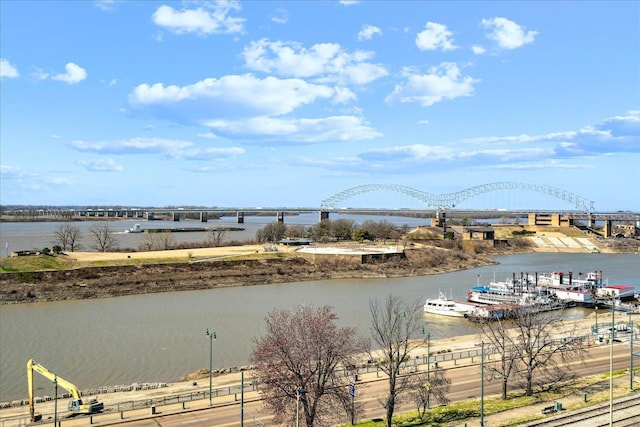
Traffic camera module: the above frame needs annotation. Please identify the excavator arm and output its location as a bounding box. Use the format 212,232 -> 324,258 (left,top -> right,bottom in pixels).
27,359 -> 103,422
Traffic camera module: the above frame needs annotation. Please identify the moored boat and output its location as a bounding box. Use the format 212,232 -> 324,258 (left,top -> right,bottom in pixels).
424,292 -> 473,317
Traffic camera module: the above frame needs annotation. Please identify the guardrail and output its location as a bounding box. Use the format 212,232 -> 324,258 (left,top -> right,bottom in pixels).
8,333 -> 604,426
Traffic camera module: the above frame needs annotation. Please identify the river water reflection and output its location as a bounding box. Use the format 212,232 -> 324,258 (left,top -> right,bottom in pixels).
1,252 -> 638,402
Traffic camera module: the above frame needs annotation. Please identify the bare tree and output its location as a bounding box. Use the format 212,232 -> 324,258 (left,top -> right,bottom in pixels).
408,366 -> 451,419
89,223 -> 118,252
480,307 -> 587,397
156,231 -> 175,250
308,220 -> 333,243
478,316 -> 519,399
257,222 -> 286,243
205,227 -> 227,247
369,295 -> 423,427
284,225 -> 306,239
53,223 -> 82,252
250,305 -> 368,427
138,233 -> 157,251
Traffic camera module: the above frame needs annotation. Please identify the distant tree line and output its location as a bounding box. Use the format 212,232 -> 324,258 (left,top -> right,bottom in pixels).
255,219 -> 410,244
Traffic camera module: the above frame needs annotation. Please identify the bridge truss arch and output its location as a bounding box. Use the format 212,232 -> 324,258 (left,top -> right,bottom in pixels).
320,182 -> 595,212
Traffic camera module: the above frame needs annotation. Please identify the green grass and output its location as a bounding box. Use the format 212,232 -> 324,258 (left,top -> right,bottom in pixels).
341,369 -> 639,427
0,251 -> 293,273
0,254 -> 77,272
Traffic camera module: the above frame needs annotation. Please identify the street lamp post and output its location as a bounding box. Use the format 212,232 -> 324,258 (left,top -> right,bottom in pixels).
609,296 -> 614,426
54,376 -> 58,427
206,329 -> 216,407
427,332 -> 431,410
421,326 -> 431,409
480,341 -> 485,427
296,387 -> 306,427
595,306 -> 598,334
629,312 -> 634,391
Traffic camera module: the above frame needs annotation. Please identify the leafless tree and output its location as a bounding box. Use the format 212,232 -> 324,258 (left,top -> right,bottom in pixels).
479,307 -> 587,397
138,233 -> 157,251
478,315 -> 519,399
205,228 -> 227,247
53,223 -> 82,252
256,222 -> 286,243
249,305 -> 368,427
408,366 -> 451,419
308,220 -> 333,243
369,295 -> 423,427
157,231 -> 175,250
284,225 -> 306,239
89,223 -> 118,252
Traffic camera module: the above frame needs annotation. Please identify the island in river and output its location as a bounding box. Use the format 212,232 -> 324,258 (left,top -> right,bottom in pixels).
1,228 -> 637,305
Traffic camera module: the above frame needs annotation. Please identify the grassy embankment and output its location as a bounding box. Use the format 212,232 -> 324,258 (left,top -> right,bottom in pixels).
0,249 -> 292,272
350,369 -> 639,427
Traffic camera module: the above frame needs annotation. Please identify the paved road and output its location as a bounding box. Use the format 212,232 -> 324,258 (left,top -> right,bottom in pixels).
34,344 -> 634,427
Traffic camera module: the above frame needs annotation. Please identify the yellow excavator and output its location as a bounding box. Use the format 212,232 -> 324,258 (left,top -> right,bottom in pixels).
27,359 -> 104,422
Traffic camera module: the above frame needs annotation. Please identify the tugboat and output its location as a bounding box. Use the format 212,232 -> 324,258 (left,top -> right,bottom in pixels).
125,224 -> 143,233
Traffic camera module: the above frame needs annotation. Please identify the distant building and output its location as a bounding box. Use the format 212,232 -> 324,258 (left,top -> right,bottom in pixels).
527,213 -> 574,227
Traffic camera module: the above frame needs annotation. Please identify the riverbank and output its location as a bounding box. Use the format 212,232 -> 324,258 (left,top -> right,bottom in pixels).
0,243 -> 502,304
3,313 -> 636,427
2,230 -> 638,304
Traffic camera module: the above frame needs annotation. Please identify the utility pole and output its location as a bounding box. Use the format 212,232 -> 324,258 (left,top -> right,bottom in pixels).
480,341 -> 485,427
206,329 -> 216,407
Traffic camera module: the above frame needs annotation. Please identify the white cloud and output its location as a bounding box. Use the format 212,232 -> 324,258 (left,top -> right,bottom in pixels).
78,158 -> 124,172
358,25 -> 382,41
32,68 -> 49,81
385,63 -> 479,107
471,45 -> 486,55
94,0 -> 117,11
70,137 -> 193,154
339,0 -> 360,5
201,115 -> 382,143
1,165 -> 30,178
241,39 -> 388,85
168,146 -> 245,160
416,22 -> 457,51
481,17 -> 537,50
70,137 -> 246,160
0,59 -> 19,79
152,2 -> 244,36
270,8 -> 288,24
333,87 -> 357,104
52,63 -> 87,84
129,74 -> 337,117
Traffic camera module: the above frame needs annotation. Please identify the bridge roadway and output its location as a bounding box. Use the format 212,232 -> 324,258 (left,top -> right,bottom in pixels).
24,344 -> 637,427
13,207 -> 640,224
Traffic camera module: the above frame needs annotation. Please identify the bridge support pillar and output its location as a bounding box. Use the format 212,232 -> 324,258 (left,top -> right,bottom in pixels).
236,212 -> 244,224
276,211 -> 284,223
319,211 -> 330,221
146,212 -> 154,220
172,211 -> 180,221
603,220 -> 612,238
200,212 -> 208,222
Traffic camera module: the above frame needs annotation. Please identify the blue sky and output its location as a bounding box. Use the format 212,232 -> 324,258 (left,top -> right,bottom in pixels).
1,0 -> 639,211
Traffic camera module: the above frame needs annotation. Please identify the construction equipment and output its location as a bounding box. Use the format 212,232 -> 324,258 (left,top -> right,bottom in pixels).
27,359 -> 104,422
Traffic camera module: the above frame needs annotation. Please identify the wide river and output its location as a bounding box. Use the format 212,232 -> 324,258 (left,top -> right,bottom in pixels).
0,220 -> 639,403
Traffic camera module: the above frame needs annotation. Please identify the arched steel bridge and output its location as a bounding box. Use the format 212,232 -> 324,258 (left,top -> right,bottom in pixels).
320,182 -> 596,213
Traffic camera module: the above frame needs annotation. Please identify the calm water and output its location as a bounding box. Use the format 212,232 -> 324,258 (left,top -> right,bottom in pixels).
1,252 -> 638,402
